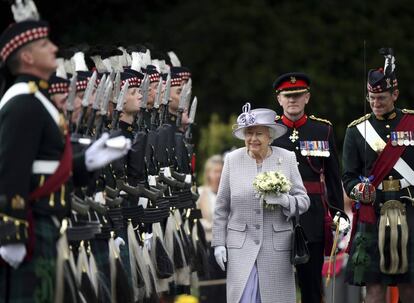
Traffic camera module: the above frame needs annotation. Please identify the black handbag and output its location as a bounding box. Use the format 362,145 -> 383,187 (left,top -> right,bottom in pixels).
291,197 -> 310,265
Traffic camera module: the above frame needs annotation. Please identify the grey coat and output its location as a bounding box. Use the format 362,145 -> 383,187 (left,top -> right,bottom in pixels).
212,147 -> 310,303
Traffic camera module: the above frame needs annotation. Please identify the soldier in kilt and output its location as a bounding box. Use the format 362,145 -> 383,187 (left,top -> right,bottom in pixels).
0,3 -> 130,301
343,49 -> 414,303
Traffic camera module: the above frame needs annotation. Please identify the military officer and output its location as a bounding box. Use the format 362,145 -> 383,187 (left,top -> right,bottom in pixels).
272,72 -> 344,303
0,11 -> 130,302
343,49 -> 414,303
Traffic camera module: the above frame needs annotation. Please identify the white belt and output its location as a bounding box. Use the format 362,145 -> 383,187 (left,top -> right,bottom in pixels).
377,178 -> 411,190
32,160 -> 59,174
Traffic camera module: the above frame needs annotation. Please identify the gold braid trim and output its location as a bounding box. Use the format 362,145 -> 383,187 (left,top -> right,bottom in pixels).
309,115 -> 332,126
0,212 -> 29,227
347,113 -> 371,128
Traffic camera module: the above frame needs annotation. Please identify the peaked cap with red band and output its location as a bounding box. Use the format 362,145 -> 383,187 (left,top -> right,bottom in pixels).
273,72 -> 311,95
0,20 -> 49,63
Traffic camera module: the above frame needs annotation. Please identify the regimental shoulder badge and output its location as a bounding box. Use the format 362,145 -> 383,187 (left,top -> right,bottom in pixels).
275,115 -> 281,121
27,81 -> 38,94
347,113 -> 371,128
402,109 -> 414,115
11,195 -> 25,209
309,115 -> 332,126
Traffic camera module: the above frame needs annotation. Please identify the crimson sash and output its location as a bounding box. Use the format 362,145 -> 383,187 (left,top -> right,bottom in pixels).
370,113 -> 414,186
347,113 -> 414,253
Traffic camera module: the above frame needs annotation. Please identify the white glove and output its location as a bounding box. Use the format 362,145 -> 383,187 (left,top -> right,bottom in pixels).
0,243 -> 27,269
114,237 -> 125,251
11,0 -> 40,22
214,245 -> 227,271
85,133 -> 131,172
264,193 -> 290,208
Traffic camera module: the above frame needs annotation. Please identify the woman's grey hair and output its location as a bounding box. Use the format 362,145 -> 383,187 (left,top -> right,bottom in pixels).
268,128 -> 277,141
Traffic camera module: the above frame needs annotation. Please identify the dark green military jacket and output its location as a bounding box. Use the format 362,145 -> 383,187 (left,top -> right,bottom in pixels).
342,108 -> 414,196
0,74 -> 89,244
342,107 -> 414,222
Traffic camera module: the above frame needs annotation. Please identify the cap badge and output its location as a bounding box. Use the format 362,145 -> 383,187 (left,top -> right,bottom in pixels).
290,76 -> 296,84
386,78 -> 391,88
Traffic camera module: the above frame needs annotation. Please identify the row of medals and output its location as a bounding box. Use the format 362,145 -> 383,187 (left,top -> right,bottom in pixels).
299,140 -> 330,157
391,131 -> 414,146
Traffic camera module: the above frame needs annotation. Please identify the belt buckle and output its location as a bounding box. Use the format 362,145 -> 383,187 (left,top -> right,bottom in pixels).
382,178 -> 400,192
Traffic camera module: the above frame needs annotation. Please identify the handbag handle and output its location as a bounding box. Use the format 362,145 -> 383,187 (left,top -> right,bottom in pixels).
294,196 -> 300,226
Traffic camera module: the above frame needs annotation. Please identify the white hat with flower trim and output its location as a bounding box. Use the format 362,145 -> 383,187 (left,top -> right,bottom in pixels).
232,102 -> 287,140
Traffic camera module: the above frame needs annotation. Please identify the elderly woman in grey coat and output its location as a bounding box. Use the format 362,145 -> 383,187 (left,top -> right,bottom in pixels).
212,103 -> 310,303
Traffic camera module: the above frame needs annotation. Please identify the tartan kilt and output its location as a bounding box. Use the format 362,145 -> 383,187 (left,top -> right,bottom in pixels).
89,239 -> 111,303
116,228 -> 132,285
90,230 -> 132,302
346,197 -> 414,285
0,215 -> 59,303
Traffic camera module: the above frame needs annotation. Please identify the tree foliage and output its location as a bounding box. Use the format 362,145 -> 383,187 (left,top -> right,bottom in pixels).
197,113 -> 242,177
2,0 -> 414,162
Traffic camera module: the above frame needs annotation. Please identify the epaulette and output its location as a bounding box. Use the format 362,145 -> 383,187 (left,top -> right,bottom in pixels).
402,109 -> 414,114
27,81 -> 39,94
309,115 -> 332,126
275,115 -> 281,121
347,113 -> 371,128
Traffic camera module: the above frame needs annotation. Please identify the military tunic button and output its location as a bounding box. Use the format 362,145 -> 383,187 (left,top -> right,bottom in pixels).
386,125 -> 390,129
254,240 -> 260,245
295,146 -> 299,150
386,135 -> 390,139
255,224 -> 260,230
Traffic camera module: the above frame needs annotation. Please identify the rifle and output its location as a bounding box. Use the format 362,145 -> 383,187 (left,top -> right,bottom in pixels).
111,81 -> 129,130
176,80 -> 191,128
185,96 -> 197,142
95,80 -> 113,138
184,78 -> 192,111
136,75 -> 150,131
112,71 -> 121,105
150,79 -> 162,130
159,74 -> 171,125
75,71 -> 97,134
85,74 -> 107,136
65,73 -> 77,130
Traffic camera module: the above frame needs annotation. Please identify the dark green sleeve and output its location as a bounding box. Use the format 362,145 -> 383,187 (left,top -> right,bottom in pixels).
342,127 -> 363,195
325,126 -> 344,211
0,95 -> 43,243
72,152 -> 91,187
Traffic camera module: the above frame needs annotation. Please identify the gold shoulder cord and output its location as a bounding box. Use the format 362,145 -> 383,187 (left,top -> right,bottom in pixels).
309,115 -> 332,126
347,113 -> 371,128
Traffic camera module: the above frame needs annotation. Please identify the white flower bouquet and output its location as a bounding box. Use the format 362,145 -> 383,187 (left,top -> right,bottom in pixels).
253,171 -> 292,210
